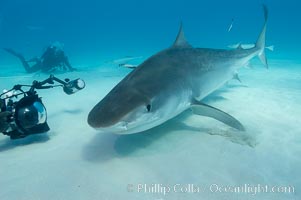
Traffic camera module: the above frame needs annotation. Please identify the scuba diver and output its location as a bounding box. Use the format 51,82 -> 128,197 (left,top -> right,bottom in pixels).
3,42 -> 76,73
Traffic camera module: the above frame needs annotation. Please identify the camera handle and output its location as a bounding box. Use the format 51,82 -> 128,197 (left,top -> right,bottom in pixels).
1,75 -> 85,100
30,75 -> 85,95
30,75 -> 68,90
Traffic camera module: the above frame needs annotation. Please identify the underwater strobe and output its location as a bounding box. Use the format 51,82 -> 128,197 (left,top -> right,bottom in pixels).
0,75 -> 85,139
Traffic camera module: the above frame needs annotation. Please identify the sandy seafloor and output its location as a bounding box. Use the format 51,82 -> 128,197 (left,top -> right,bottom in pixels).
0,57 -> 300,200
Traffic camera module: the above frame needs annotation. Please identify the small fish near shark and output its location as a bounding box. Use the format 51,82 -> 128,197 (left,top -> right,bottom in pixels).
88,5 -> 269,135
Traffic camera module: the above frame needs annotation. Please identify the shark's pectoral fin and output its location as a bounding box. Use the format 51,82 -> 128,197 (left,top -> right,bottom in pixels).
191,100 -> 245,131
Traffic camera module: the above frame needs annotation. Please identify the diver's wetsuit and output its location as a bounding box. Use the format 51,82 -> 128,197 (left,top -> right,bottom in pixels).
3,46 -> 76,73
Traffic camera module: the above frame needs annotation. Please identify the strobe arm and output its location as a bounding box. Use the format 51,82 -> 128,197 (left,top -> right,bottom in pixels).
31,75 -> 85,95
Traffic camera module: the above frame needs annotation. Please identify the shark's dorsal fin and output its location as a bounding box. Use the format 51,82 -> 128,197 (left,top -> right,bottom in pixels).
172,23 -> 192,48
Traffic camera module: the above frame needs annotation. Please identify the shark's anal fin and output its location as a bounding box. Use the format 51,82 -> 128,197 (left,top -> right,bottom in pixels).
191,100 -> 245,131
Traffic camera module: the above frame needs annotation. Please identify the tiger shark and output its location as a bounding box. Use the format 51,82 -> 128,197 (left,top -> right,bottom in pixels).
88,5 -> 268,134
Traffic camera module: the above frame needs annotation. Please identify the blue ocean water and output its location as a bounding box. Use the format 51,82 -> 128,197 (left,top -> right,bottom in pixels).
0,1 -> 301,200
0,0 -> 300,68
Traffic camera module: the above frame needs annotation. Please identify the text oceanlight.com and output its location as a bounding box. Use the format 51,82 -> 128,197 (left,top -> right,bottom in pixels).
127,183 -> 295,196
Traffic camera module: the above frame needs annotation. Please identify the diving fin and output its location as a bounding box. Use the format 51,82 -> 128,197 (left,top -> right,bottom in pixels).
3,48 -> 24,60
191,100 -> 245,131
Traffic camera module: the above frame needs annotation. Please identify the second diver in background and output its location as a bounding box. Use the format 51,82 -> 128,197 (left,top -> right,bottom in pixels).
3,42 -> 76,73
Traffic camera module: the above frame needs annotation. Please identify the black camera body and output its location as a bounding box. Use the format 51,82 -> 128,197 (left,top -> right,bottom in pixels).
1,94 -> 50,139
0,75 -> 85,139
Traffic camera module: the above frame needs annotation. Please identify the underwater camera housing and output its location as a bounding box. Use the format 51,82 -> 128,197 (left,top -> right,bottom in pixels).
0,75 -> 85,139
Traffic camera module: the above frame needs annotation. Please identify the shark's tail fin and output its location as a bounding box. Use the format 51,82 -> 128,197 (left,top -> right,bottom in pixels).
255,4 -> 268,68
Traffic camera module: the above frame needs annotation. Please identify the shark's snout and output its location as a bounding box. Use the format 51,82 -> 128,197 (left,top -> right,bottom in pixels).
87,105 -> 117,128
87,101 -> 149,134
87,101 -> 133,129
87,87 -> 150,131
87,96 -> 127,128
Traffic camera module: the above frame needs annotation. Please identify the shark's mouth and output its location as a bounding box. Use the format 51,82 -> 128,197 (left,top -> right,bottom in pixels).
94,112 -> 161,135
94,121 -> 129,134
93,89 -> 193,135
95,101 -> 191,135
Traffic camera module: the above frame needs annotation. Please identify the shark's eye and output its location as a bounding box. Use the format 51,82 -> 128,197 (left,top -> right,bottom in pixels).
146,104 -> 151,112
